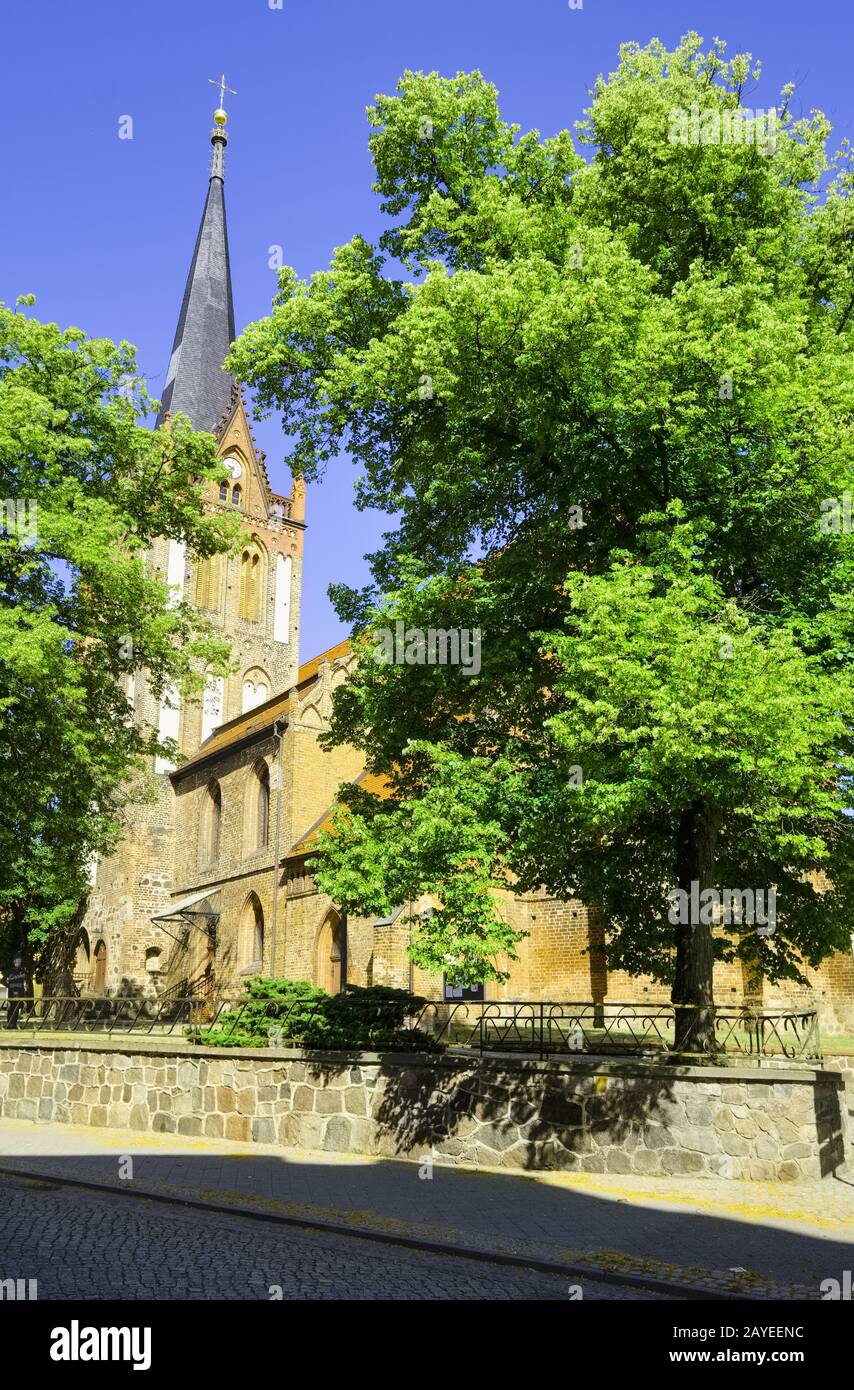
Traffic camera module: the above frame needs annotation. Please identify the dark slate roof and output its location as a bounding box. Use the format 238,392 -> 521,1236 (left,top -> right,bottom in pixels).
156,146 -> 236,433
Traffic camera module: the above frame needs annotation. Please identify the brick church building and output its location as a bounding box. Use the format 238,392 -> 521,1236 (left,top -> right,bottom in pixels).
76,102 -> 854,1033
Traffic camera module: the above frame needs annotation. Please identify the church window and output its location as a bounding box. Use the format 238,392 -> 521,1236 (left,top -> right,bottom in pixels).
166,539 -> 186,606
238,545 -> 264,622
200,781 -> 222,865
273,553 -> 292,644
154,683 -> 180,774
231,484 -> 241,507
194,553 -> 220,611
253,761 -> 270,850
242,668 -> 270,712
219,481 -> 228,503
201,673 -> 225,743
239,894 -> 264,970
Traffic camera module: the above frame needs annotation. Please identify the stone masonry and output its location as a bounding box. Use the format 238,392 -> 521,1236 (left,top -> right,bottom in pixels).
0,1040 -> 846,1183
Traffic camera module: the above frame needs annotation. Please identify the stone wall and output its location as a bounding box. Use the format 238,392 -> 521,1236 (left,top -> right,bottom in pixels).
0,1040 -> 846,1183
824,1054 -> 854,1155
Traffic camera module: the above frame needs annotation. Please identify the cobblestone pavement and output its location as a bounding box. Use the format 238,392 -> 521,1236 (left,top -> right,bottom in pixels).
0,1172 -> 660,1301
2,1118 -> 853,1298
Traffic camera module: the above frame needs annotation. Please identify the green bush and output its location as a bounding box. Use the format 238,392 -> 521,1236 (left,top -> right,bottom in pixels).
189,978 -> 444,1052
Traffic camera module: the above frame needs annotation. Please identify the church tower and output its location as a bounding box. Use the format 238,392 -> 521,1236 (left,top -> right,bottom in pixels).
78,93 -> 305,992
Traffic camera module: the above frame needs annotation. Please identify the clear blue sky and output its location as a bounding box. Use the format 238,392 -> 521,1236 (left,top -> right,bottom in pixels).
3,0 -> 851,661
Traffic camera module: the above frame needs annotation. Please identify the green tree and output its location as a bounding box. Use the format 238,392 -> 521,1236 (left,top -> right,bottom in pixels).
230,35 -> 854,1049
0,299 -> 239,963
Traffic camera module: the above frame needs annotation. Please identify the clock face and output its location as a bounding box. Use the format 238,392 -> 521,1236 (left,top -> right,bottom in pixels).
225,457 -> 242,481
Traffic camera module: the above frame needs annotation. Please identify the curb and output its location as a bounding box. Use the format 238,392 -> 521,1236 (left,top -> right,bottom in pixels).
0,1162 -> 791,1302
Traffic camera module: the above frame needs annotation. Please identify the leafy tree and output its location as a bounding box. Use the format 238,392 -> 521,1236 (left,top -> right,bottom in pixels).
231,35 -> 854,1049
0,299 -> 239,964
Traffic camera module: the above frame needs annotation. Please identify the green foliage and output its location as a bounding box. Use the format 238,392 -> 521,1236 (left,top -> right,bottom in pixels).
230,36 -> 854,994
0,301 -> 241,959
193,977 -> 444,1052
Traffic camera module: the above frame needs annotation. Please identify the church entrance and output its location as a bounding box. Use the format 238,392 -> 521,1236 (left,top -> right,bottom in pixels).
316,913 -> 346,995
92,940 -> 107,995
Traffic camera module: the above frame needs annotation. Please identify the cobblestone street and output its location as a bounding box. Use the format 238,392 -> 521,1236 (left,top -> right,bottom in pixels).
2,1118 -> 853,1298
0,1171 -> 661,1301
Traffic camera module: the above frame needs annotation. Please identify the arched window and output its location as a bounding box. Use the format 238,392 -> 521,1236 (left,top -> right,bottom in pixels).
254,762 -> 270,850
194,553 -> 220,611
219,481 -> 228,503
201,673 -> 225,744
200,781 -> 222,865
231,484 -> 241,507
238,545 -> 264,622
239,894 -> 264,970
241,668 -> 270,712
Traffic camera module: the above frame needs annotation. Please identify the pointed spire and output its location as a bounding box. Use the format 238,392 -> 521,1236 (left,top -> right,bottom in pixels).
156,92 -> 237,432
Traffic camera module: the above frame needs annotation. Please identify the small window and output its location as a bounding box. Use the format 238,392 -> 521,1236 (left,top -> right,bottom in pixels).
145,948 -> 162,975
219,482 -> 228,503
239,895 -> 264,969
201,781 -> 222,865
256,763 -> 270,849
231,484 -> 241,507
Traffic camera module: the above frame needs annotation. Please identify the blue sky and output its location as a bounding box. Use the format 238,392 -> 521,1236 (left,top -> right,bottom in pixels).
3,0 -> 851,660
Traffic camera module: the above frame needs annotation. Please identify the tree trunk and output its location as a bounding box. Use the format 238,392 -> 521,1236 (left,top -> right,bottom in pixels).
671,799 -> 721,1053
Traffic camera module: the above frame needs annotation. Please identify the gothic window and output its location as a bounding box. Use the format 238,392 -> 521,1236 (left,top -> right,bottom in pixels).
243,758 -> 271,856
254,762 -> 270,850
219,481 -> 228,503
273,553 -> 292,644
242,668 -> 270,712
239,894 -> 264,969
231,484 -> 241,507
154,683 -> 180,775
200,781 -> 222,865
194,553 -> 220,611
238,545 -> 264,622
201,673 -> 225,744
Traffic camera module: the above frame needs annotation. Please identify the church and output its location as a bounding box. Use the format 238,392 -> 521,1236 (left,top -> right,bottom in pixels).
76,100 -> 854,1033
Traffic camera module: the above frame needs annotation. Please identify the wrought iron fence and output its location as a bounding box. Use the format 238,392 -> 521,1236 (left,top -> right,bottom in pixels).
0,994 -> 822,1063
0,995 -> 213,1037
408,1000 -> 823,1064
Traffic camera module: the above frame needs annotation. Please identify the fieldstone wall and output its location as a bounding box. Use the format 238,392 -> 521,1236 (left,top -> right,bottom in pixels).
0,1041 -> 845,1182
824,1054 -> 854,1156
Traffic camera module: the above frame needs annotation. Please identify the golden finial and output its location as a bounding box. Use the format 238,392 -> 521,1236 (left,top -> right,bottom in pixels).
208,73 -> 237,126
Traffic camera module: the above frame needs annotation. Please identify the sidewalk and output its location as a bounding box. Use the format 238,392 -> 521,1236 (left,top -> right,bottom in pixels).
1,1116 -> 852,1299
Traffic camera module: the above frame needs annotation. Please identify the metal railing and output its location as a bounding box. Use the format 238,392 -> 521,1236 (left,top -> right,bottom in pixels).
0,995 -> 823,1063
0,995 -> 213,1037
409,1000 -> 823,1064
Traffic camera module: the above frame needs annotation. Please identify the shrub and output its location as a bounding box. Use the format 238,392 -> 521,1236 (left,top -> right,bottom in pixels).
189,977 -> 444,1052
